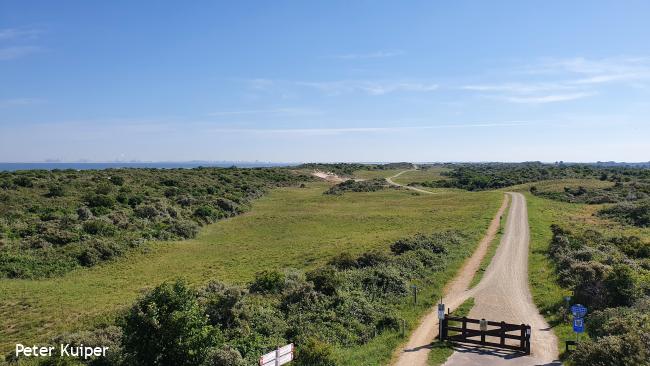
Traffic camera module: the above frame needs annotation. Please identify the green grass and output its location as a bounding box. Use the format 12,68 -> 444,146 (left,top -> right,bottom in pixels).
426,297 -> 476,366
391,167 -> 450,185
0,181 -> 502,355
469,194 -> 510,289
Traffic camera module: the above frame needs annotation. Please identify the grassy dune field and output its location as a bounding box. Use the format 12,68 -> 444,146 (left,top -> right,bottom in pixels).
350,166 -> 449,184
0,180 -> 502,355
391,167 -> 450,185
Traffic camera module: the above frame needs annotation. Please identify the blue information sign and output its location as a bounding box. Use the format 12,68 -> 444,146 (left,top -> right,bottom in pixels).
570,304 -> 587,318
573,318 -> 584,333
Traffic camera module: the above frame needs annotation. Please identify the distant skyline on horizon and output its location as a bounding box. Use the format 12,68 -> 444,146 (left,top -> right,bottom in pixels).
2,1 -> 650,162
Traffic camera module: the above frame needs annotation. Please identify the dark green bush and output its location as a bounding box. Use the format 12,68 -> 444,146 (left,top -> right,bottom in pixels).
83,220 -> 116,236
86,194 -> 115,208
13,176 -> 33,187
306,266 -> 342,296
324,178 -> 390,195
294,338 -> 338,366
46,185 -> 65,198
249,270 -> 286,294
599,201 -> 650,227
122,280 -> 221,366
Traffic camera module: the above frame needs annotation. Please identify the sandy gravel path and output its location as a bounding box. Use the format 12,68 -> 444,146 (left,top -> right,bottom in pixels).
393,194 -> 509,366
394,193 -> 560,366
443,193 -> 559,366
386,169 -> 437,195
311,170 -> 346,183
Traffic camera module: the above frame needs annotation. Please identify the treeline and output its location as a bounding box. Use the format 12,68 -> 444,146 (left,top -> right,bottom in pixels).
547,226 -> 650,365
5,232 -> 469,366
0,168 -> 307,279
299,163 -> 413,177
324,179 -> 393,195
420,163 -> 650,191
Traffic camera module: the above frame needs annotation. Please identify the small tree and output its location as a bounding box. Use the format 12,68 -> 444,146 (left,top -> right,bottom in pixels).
122,280 -> 220,366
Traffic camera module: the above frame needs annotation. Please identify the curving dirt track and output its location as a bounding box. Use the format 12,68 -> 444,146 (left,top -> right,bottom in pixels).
394,193 -> 560,366
386,169 -> 437,195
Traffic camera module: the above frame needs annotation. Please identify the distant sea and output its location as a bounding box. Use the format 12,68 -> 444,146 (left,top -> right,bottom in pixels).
0,162 -> 297,172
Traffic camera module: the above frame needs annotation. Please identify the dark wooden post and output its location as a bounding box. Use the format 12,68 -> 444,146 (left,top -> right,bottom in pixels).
441,318 -> 447,340
500,321 -> 506,346
462,317 -> 467,339
520,324 -> 526,351
525,325 -> 531,355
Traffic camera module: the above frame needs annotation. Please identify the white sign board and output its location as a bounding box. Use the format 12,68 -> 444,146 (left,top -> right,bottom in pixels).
260,343 -> 294,366
437,303 -> 445,319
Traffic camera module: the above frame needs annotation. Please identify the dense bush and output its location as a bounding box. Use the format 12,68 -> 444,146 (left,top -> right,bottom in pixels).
324,178 -> 393,195
547,225 -> 650,365
548,225 -> 648,310
598,201 -> 650,227
122,281 -> 221,366
569,303 -> 650,366
294,338 -> 338,366
0,167 -> 306,278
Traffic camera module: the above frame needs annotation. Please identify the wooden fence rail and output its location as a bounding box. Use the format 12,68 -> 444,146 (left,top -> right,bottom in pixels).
441,316 -> 531,355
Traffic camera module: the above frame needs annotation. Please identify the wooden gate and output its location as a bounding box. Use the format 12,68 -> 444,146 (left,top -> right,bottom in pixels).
441,316 -> 531,355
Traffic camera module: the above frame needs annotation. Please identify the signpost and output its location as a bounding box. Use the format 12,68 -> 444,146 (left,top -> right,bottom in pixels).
570,304 -> 587,344
259,343 -> 294,366
572,318 -> 584,333
412,285 -> 418,305
570,304 -> 587,319
438,302 -> 445,343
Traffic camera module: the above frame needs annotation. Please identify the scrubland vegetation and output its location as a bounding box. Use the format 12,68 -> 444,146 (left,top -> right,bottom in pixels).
1,175 -> 501,363
0,168 -> 306,279
3,232 -> 489,366
521,181 -> 650,365
5,161 -> 650,366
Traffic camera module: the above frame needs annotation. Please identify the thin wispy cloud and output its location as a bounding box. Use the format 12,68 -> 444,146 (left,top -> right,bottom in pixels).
244,78 -> 439,96
495,92 -> 596,104
207,107 -> 320,117
296,80 -> 439,95
0,27 -> 42,40
207,120 -> 533,136
464,56 -> 650,103
0,45 -> 41,60
330,50 -> 404,60
462,82 -> 576,94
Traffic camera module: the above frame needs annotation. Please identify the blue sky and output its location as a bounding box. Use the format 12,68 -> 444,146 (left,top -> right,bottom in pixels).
1,1 -> 649,162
